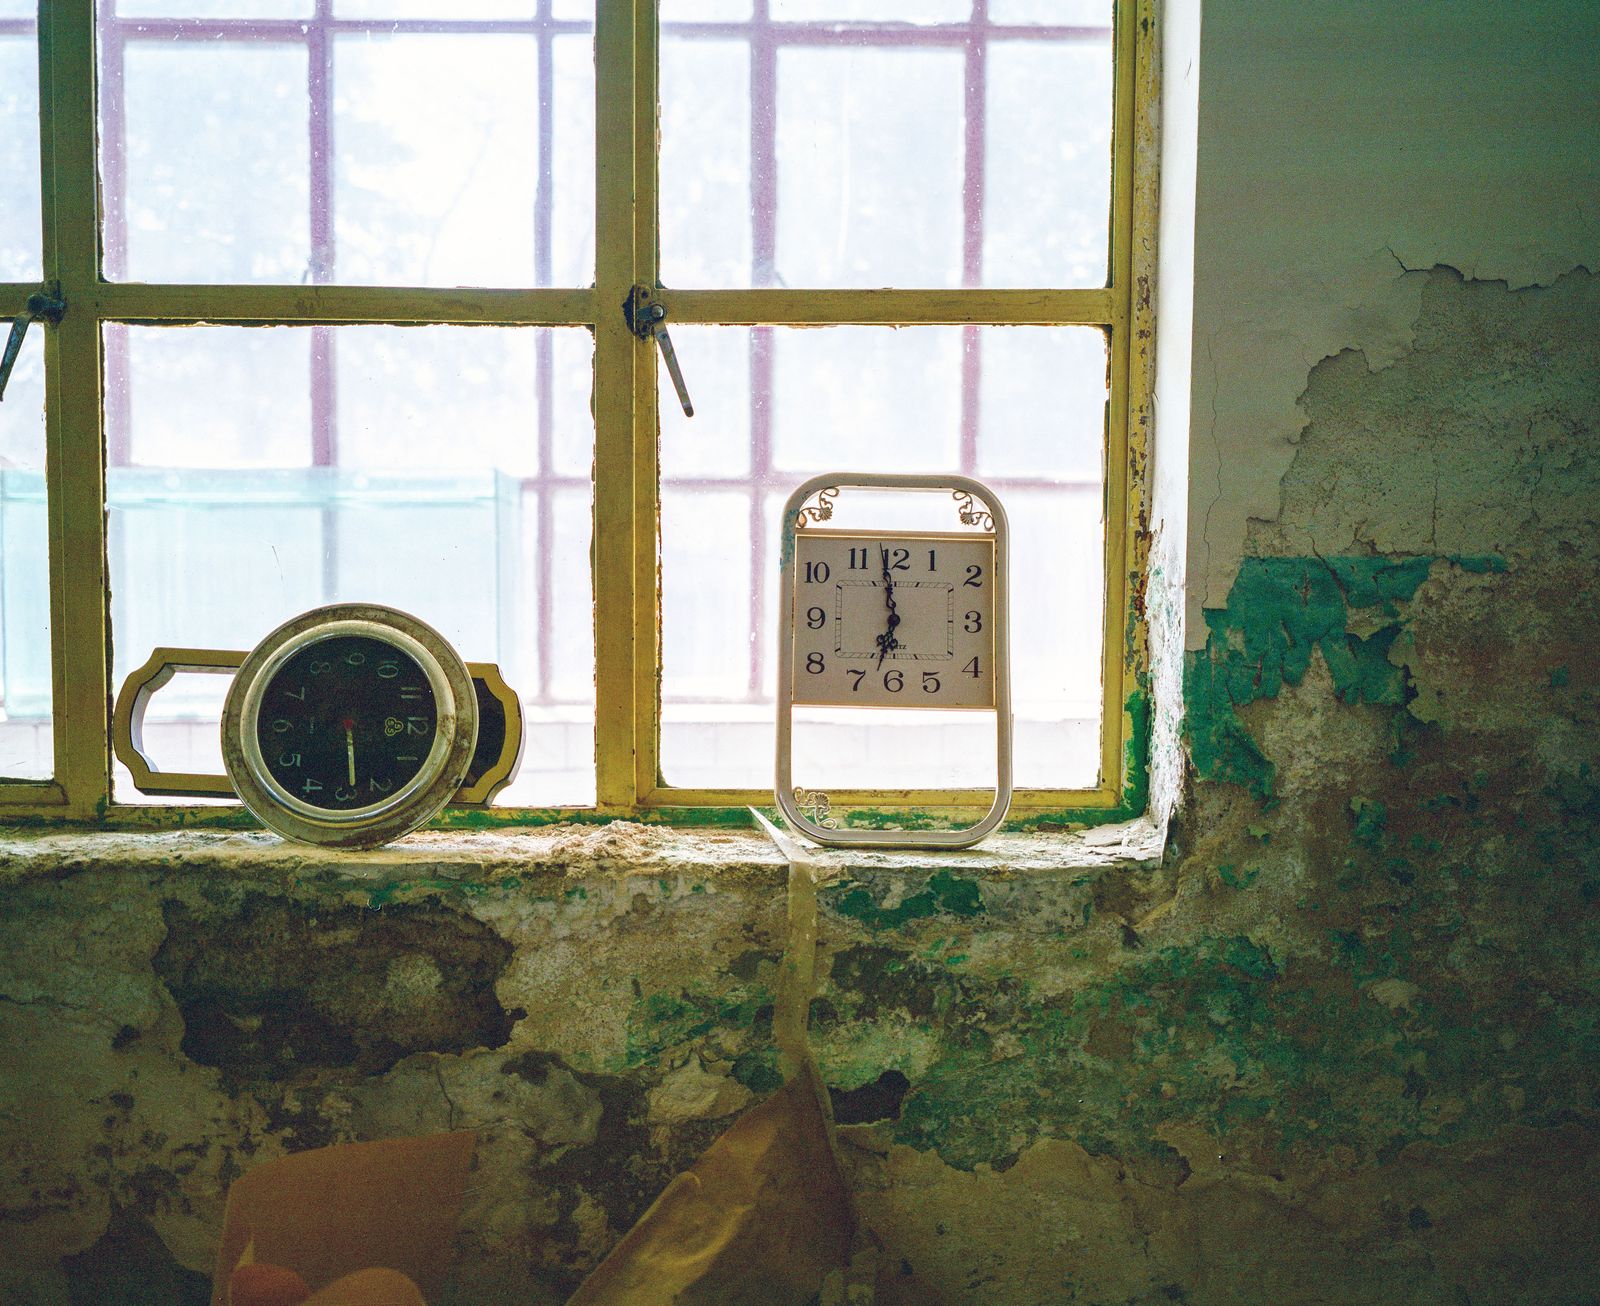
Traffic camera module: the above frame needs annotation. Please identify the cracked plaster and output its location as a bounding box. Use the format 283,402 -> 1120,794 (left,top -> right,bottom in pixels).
1182,0 -> 1600,641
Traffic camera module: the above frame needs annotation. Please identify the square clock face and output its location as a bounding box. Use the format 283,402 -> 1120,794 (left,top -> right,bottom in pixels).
790,531 -> 996,708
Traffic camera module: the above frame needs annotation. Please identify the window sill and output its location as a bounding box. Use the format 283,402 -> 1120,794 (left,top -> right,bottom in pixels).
0,816 -> 1166,891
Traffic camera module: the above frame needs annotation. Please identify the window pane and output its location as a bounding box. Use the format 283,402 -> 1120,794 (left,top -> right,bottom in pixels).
101,8 -> 596,288
985,39 -> 1112,287
114,41 -> 311,283
770,328 -> 960,473
0,26 -> 41,280
551,31 -> 596,288
662,0 -> 751,18
990,0 -> 1107,23
0,329 -> 52,780
660,8 -> 1111,290
107,325 -> 595,808
117,327 -> 312,468
770,0 -> 967,20
335,0 -> 532,16
660,326 -> 1104,792
118,0 -> 312,16
334,34 -> 539,287
660,36 -> 751,289
775,46 -> 964,288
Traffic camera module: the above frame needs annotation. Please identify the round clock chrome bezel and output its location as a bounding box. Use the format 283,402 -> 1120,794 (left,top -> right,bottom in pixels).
221,604 -> 479,850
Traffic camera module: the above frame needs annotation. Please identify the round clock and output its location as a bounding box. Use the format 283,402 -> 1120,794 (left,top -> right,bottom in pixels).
221,604 -> 479,849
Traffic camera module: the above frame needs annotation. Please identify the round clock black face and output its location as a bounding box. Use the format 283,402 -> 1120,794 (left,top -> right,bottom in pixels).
255,634 -> 439,812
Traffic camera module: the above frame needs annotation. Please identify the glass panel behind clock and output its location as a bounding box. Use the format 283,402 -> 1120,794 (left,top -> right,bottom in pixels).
659,325 -> 1105,792
105,324 -> 595,809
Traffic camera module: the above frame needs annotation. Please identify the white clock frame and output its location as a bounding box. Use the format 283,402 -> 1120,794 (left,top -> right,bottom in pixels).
775,472 -> 1013,849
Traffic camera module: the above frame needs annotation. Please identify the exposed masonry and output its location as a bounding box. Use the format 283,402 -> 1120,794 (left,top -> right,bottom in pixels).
1,269 -> 1598,1303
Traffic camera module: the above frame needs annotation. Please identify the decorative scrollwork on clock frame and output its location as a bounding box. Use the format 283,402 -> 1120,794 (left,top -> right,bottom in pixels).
952,489 -> 995,532
793,786 -> 838,829
794,486 -> 839,529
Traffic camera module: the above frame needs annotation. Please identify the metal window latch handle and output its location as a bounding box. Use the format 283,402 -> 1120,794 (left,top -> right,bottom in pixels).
0,292 -> 66,403
624,284 -> 694,417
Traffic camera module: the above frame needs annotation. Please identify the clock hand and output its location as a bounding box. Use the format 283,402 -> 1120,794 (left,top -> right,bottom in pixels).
876,546 -> 901,667
343,718 -> 357,786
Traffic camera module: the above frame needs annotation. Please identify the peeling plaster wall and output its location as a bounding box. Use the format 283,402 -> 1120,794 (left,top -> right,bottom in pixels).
1185,0 -> 1600,631
4,3 -> 1600,1304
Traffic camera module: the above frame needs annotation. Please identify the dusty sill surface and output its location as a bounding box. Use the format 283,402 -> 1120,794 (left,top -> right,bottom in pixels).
0,816 -> 1167,890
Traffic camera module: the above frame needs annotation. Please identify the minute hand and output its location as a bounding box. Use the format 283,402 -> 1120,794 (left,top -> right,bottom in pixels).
876,548 -> 901,667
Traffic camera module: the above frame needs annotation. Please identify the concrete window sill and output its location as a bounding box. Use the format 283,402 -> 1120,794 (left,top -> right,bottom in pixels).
0,817 -> 1166,891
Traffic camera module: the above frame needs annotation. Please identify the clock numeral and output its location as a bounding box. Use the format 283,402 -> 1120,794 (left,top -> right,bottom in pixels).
806,652 -> 825,674
921,672 -> 941,694
963,656 -> 981,678
886,547 -> 910,571
376,660 -> 400,679
399,685 -> 424,700
406,717 -> 431,736
369,776 -> 394,795
282,685 -> 307,701
964,609 -> 984,634
928,548 -> 937,571
309,659 -> 332,675
963,564 -> 983,588
301,778 -> 324,795
806,606 -> 826,630
270,718 -> 292,734
848,548 -> 868,570
846,669 -> 866,692
884,670 -> 904,692
803,561 -> 831,584
334,785 -> 357,802
345,651 -> 366,666
277,751 -> 301,768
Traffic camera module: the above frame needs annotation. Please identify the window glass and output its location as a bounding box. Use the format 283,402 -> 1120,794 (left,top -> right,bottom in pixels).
0,334 -> 52,780
659,325 -> 1105,791
117,0 -> 312,16
990,0 -> 1108,23
0,19 -> 43,280
100,5 -> 596,288
660,36 -> 751,289
114,41 -> 311,283
769,0 -> 967,21
659,4 -> 1113,290
335,0 -> 533,17
775,46 -> 965,288
661,0 -> 750,17
106,325 -> 595,807
333,35 -> 540,287
985,40 -> 1113,287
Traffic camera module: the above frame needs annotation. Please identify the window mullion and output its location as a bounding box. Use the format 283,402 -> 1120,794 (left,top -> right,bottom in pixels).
631,0 -> 663,806
593,0 -> 643,810
39,0 -> 109,818
1098,0 -> 1146,801
89,283 -> 596,326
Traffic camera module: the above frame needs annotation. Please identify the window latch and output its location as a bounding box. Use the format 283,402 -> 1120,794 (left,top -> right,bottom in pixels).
0,292 -> 66,403
624,284 -> 694,417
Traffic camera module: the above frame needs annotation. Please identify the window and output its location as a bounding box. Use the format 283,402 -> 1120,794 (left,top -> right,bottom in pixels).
0,0 -> 1151,824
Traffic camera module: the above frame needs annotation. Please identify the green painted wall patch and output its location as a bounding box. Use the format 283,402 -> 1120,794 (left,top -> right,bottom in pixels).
826,869 -> 986,931
1183,555 -> 1504,802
